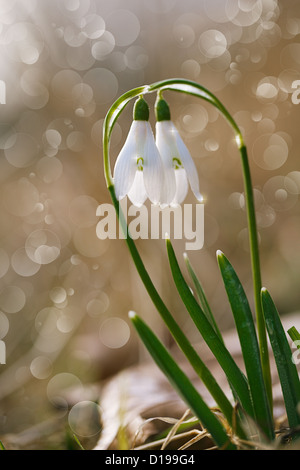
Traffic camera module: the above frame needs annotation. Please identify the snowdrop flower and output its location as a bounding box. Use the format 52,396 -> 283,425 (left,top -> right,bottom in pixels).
155,95 -> 203,206
113,96 -> 163,207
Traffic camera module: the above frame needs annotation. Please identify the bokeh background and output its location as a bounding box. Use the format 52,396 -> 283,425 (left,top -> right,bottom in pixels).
0,0 -> 300,448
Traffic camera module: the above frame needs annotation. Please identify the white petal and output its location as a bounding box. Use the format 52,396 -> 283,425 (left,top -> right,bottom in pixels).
172,123 -> 203,202
113,121 -> 140,200
127,170 -> 147,207
156,121 -> 180,161
143,122 -> 164,205
171,168 -> 188,205
155,122 -> 176,205
160,164 -> 177,206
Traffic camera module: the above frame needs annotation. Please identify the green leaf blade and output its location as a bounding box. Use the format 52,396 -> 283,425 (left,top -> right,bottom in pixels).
217,251 -> 274,440
261,288 -> 300,429
184,253 -> 223,342
166,238 -> 254,419
129,311 -> 236,450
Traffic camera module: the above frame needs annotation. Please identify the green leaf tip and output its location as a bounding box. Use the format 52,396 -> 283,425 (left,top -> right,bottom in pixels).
128,310 -> 137,320
288,326 -> 300,346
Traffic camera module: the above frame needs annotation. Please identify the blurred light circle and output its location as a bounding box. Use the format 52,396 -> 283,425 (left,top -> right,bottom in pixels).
86,292 -> 109,317
25,229 -> 61,265
63,0 -> 81,12
73,226 -> 108,257
256,205 -> 276,228
252,133 -> 289,170
173,24 -> 195,48
20,44 -> 40,64
263,176 -> 298,211
0,312 -> 9,339
181,59 -> 200,79
63,25 -> 86,47
21,70 -> 48,105
99,317 -> 130,349
124,45 -> 148,70
286,171 -> 300,194
51,69 -> 82,102
281,43 -> 300,69
91,31 -> 115,59
106,9 -> 140,47
11,247 -> 41,277
256,80 -> 278,101
66,42 -> 95,71
35,307 -> 58,336
0,286 -> 26,314
50,287 -> 67,304
58,0 -> 90,16
91,119 -> 103,147
44,129 -> 62,149
83,68 -> 118,104
0,125 -> 15,150
0,249 -> 10,278
81,14 -> 105,39
4,133 -> 40,168
36,156 -> 63,183
278,217 -> 300,266
256,22 -> 281,48
66,131 -> 85,152
278,69 -> 300,93
47,372 -> 83,408
68,401 -> 102,437
69,195 -> 99,227
180,104 -> 209,134
4,22 -> 44,64
198,30 -> 227,59
208,50 -> 231,71
30,356 -> 53,379
91,120 -> 122,148
47,118 -> 74,150
205,138 -> 219,152
2,178 -> 39,216
204,0 -> 229,23
72,83 -> 93,106
56,315 -> 74,333
226,0 -> 262,26
143,0 -> 176,13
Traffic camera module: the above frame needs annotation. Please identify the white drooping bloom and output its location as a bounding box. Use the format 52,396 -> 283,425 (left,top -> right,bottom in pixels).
113,98 -> 164,207
155,97 -> 203,206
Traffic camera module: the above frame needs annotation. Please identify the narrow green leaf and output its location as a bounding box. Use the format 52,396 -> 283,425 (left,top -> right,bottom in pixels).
72,434 -> 85,450
261,288 -> 300,429
184,253 -> 223,342
166,238 -> 254,419
129,311 -> 236,450
217,251 -> 274,440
